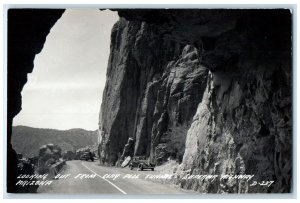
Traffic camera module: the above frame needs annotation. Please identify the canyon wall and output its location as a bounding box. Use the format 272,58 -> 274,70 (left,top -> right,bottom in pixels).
99,9 -> 292,193
98,17 -> 208,165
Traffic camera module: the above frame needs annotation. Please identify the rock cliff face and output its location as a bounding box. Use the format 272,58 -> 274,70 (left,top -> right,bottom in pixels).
98,18 -> 208,165
99,9 -> 292,193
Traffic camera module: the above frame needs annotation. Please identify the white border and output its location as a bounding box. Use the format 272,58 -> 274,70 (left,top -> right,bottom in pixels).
1,1 -> 299,202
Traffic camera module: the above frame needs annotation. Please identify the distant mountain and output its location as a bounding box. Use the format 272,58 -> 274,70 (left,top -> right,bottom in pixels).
12,126 -> 98,157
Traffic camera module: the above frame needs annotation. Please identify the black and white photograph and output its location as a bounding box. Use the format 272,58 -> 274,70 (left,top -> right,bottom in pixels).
4,3 -> 295,197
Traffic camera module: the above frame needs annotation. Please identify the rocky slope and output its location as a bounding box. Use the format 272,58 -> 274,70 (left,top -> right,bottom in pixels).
99,9 -> 292,193
12,126 -> 98,157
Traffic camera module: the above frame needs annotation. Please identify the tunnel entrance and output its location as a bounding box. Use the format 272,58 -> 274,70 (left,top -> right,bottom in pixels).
13,9 -> 118,130
7,9 -> 118,192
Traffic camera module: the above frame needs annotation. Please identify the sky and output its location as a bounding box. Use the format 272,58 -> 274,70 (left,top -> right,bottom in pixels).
12,9 -> 119,131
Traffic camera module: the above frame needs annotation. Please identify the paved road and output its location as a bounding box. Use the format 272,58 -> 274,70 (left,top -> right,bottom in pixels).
37,160 -> 190,194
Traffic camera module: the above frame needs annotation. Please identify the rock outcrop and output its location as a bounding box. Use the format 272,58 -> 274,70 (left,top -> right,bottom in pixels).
99,9 -> 292,193
62,150 -> 76,161
37,144 -> 62,174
